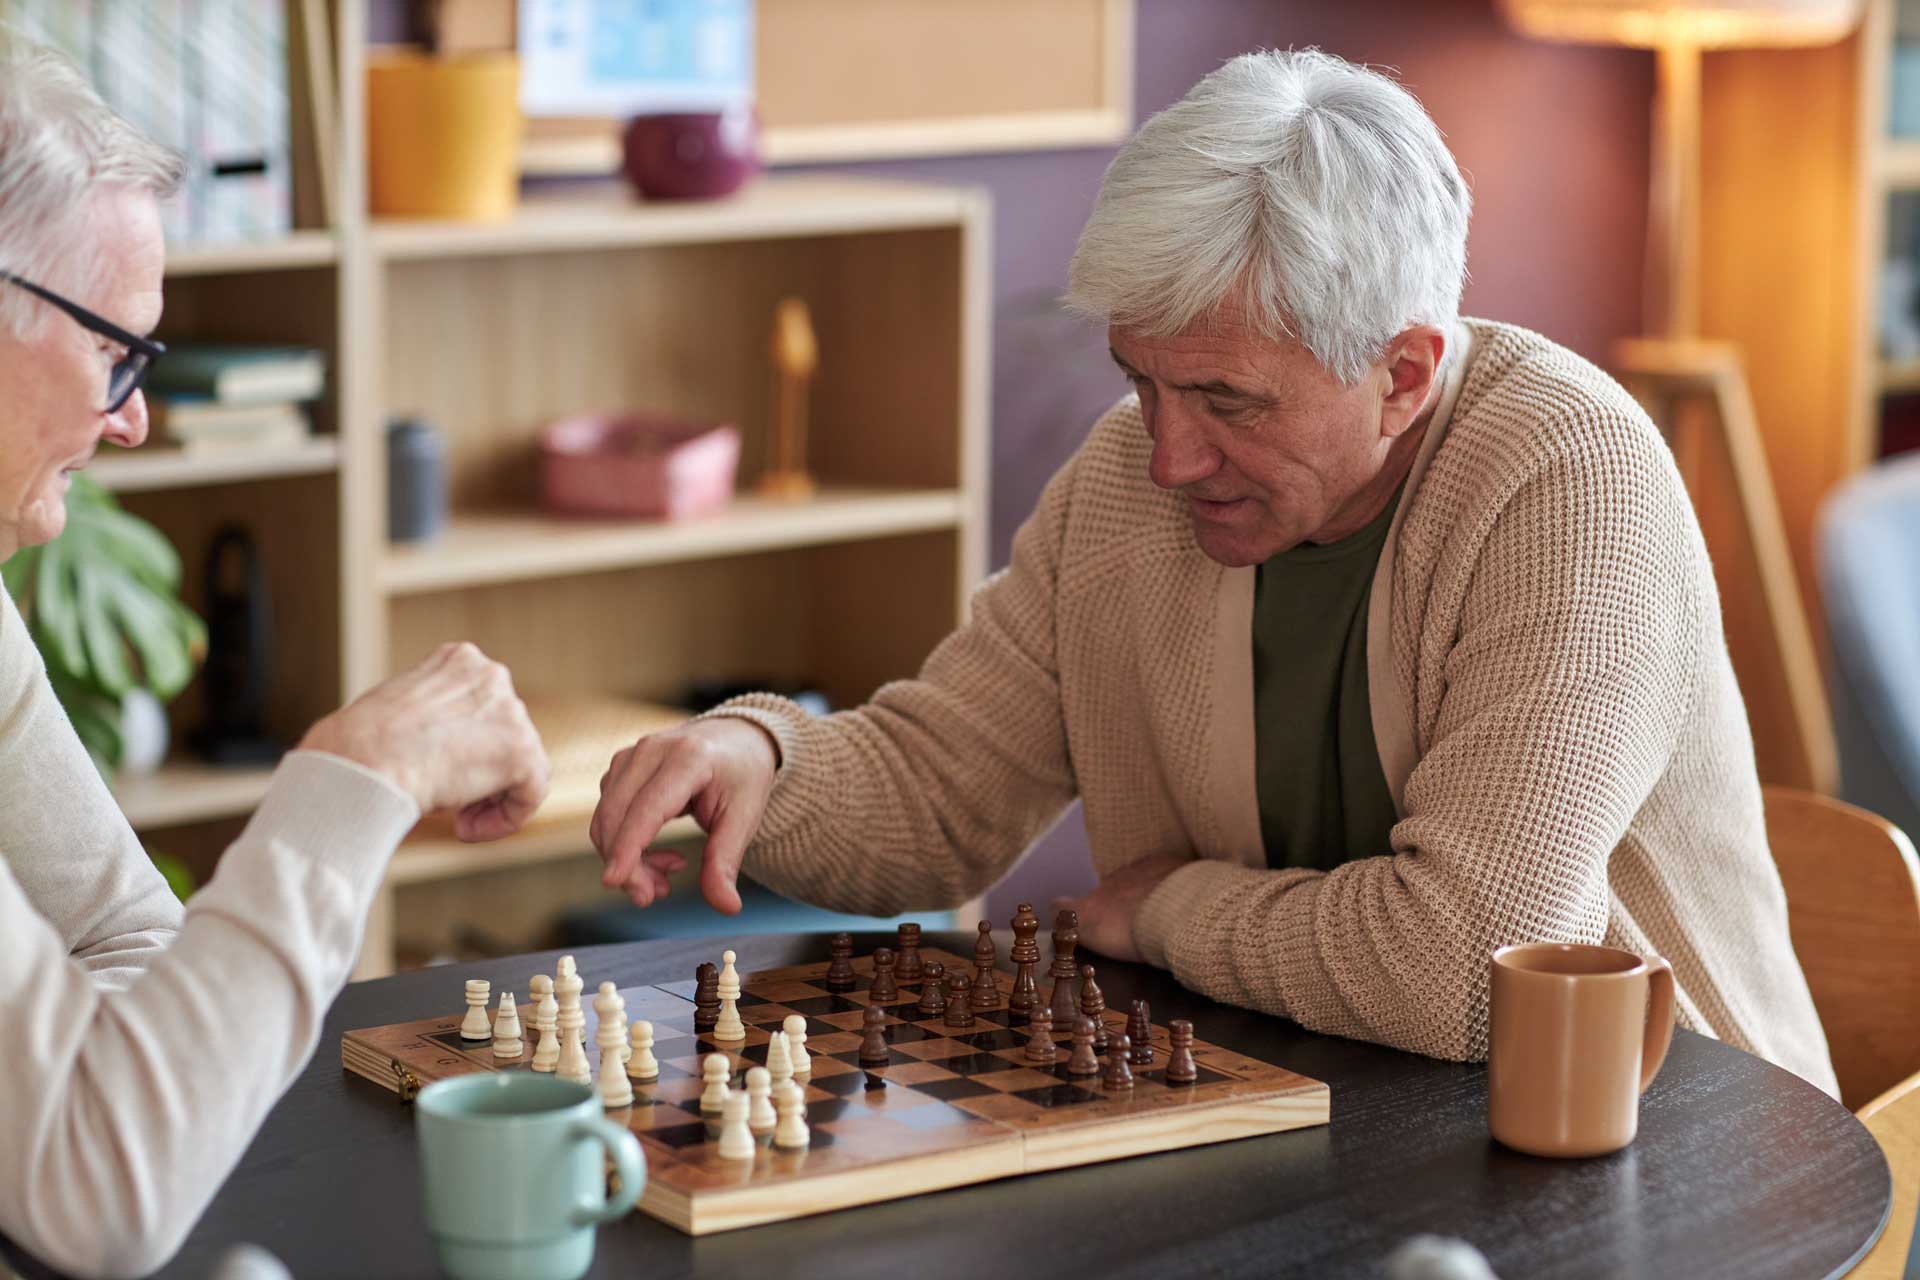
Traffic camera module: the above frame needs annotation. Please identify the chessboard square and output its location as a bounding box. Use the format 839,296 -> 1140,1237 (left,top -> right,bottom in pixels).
808,1032 -> 862,1056
938,1051 -> 1018,1078
828,1047 -> 917,1068
990,1045 -> 1056,1068
732,992 -> 774,1008
748,980 -> 831,1003
648,1123 -> 716,1150
781,995 -> 864,1017
800,1096 -> 852,1124
877,1022 -> 940,1044
1008,1082 -> 1104,1108
848,1081 -> 942,1112
970,1067 -> 1067,1092
909,1076 -> 997,1101
803,1055 -> 857,1080
868,1059 -> 960,1086
817,1008 -> 877,1032
630,1102 -> 706,1131
737,1003 -> 802,1026
895,1038 -> 983,1062
638,1076 -> 703,1104
874,1101 -> 995,1132
949,1029 -> 1025,1052
808,1067 -> 880,1097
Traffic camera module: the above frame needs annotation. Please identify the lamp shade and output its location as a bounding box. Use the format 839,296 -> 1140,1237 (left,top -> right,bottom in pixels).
1495,0 -> 1861,48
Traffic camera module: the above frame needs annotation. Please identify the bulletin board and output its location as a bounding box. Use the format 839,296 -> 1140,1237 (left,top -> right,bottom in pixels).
519,0 -> 1136,175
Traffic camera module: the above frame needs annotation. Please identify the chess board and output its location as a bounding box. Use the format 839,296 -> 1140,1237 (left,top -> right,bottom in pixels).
341,949 -> 1329,1235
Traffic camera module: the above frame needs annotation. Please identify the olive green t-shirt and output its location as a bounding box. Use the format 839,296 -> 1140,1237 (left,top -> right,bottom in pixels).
1252,488 -> 1402,872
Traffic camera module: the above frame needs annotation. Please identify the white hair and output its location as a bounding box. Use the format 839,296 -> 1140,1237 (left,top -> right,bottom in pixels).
1067,49 -> 1472,385
0,29 -> 183,340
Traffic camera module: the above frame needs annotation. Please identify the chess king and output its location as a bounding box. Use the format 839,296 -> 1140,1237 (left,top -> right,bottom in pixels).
590,49 -> 1836,1097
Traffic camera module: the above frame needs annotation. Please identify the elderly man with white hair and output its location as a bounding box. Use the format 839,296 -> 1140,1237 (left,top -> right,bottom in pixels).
593,50 -> 1836,1093
0,35 -> 549,1279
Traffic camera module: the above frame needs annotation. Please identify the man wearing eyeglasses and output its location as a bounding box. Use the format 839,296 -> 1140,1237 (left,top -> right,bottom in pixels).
0,34 -> 552,1280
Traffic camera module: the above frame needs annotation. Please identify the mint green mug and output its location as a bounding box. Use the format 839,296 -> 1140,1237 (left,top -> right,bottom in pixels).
416,1073 -> 645,1280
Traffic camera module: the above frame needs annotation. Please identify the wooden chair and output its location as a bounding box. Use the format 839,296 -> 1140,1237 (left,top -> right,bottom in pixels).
1764,786 -> 1920,1110
1845,1072 -> 1920,1278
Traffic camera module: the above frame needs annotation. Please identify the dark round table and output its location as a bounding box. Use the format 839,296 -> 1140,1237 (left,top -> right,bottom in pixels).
5,932 -> 1890,1279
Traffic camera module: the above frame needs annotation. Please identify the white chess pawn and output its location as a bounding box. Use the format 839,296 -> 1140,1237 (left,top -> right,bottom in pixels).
746,1066 -> 776,1133
626,1020 -> 659,1081
460,979 -> 492,1040
491,991 -> 523,1059
700,1053 -> 732,1113
772,1079 -> 809,1150
717,1089 -> 756,1160
531,991 -> 560,1072
712,949 -> 745,1042
783,1014 -> 811,1076
597,1009 -> 633,1108
557,1007 -> 591,1085
764,1030 -> 792,1087
529,972 -> 553,1008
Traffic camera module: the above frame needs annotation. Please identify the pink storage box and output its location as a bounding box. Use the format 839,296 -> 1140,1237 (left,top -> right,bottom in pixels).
539,413 -> 740,519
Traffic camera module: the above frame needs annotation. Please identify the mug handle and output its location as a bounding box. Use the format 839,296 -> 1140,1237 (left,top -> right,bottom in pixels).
567,1116 -> 647,1228
1638,954 -> 1677,1094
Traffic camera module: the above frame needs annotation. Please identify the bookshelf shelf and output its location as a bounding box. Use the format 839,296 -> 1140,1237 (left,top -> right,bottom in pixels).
90,438 -> 341,493
377,489 -> 968,595
164,231 -> 339,277
113,759 -> 276,830
368,177 -> 972,260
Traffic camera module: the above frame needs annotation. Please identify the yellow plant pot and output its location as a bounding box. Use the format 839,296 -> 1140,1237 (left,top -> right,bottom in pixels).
367,51 -> 522,221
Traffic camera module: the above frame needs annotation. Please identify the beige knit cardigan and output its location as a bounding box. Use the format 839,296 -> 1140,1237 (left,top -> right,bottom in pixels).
716,318 -> 1837,1095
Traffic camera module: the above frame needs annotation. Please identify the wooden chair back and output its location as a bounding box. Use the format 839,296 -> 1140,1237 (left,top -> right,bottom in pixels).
1847,1072 -> 1920,1278
1764,785 -> 1920,1110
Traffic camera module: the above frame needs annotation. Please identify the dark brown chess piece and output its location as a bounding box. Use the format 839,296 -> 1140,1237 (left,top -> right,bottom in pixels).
1025,1005 -> 1057,1062
869,946 -> 899,1002
895,922 -> 924,983
1048,908 -> 1080,1028
1066,1015 -> 1100,1076
823,932 -> 856,991
1102,1034 -> 1136,1090
1128,999 -> 1153,1066
1165,1019 -> 1198,1084
858,1004 -> 891,1065
944,972 -> 976,1028
1078,964 -> 1107,1051
1008,902 -> 1041,1023
970,921 -> 1000,1011
693,962 -> 720,1032
916,960 -> 947,1018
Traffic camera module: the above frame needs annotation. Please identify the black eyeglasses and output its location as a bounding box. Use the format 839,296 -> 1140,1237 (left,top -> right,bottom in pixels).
0,270 -> 165,413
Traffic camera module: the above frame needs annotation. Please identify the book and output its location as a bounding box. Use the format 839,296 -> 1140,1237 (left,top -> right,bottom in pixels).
145,344 -> 326,405
151,399 -> 310,453
171,419 -> 311,455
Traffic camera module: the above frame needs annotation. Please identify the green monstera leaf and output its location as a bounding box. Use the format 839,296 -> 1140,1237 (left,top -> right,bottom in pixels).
2,474 -> 207,773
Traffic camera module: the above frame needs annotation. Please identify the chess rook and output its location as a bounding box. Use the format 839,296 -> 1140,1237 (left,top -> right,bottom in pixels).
916,961 -> 947,1018
1079,964 -> 1108,1051
970,922 -> 1000,1011
1165,1019 -> 1199,1084
1102,1034 -> 1136,1090
693,962 -> 720,1032
944,973 -> 975,1028
1067,1015 -> 1100,1075
1008,902 -> 1041,1022
713,949 -> 746,1042
1025,1005 -> 1057,1062
460,979 -> 492,1040
859,1004 -> 891,1064
894,922 -> 924,982
783,1014 -> 812,1076
823,932 -> 856,991
1048,908 -> 1081,1027
491,991 -> 523,1059
627,1020 -> 660,1081
869,947 -> 899,1002
1129,1000 -> 1154,1066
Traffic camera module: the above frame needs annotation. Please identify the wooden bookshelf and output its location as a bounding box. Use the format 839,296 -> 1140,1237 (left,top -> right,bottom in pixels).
113,760 -> 277,829
378,489 -> 966,594
164,230 -> 339,277
90,438 -> 341,493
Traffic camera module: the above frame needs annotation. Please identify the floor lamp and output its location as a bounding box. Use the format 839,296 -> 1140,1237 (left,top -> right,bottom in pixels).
1497,0 -> 1860,794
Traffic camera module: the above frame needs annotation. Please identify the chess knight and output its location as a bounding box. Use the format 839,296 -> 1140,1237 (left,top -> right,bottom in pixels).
586,50 -> 1836,1098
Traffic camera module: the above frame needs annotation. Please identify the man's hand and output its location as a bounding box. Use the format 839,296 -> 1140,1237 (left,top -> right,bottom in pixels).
1055,854 -> 1193,964
590,717 -> 780,914
298,642 -> 549,842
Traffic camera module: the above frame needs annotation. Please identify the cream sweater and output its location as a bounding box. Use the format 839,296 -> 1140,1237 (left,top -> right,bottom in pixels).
717,319 -> 1837,1096
0,589 -> 419,1278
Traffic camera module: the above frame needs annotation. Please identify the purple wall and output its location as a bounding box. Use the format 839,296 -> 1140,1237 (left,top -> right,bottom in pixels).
788,0 -> 1654,920
377,0 -> 1654,920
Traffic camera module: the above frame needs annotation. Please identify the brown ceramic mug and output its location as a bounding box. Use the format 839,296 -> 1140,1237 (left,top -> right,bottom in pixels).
1488,942 -> 1676,1157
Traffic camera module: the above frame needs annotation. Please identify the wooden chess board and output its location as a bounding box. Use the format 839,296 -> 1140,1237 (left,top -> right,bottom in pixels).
341,949 -> 1329,1235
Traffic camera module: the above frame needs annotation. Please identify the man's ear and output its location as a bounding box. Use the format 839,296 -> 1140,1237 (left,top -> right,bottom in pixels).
1379,324 -> 1446,439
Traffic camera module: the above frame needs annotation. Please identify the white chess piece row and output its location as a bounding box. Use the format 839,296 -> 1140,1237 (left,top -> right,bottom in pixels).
709,1055 -> 809,1157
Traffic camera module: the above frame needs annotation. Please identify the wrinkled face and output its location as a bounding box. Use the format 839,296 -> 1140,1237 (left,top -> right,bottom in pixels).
1109,304 -> 1443,567
0,188 -> 163,557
